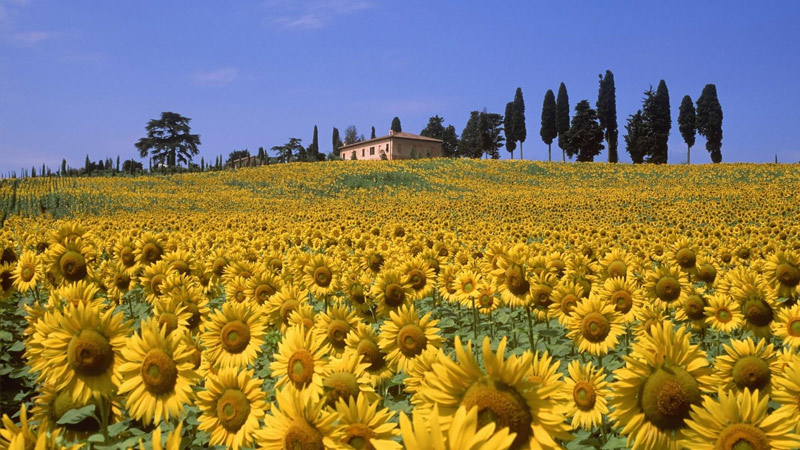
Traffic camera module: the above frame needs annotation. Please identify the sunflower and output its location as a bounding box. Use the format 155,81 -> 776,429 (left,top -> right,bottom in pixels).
313,301 -> 360,357
474,282 -> 500,314
37,302 -> 129,404
772,357 -> 800,432
225,275 -> 249,303
695,254 -> 719,285
764,250 -> 800,299
0,404 -> 35,450
674,286 -> 709,330
436,264 -> 461,304
11,250 -> 40,293
704,294 -> 744,333
773,303 -> 800,349
609,322 -> 714,450
257,386 -> 343,450
139,423 -> 184,450
345,322 -> 393,384
566,294 -> 624,357
201,301 -> 266,369
320,350 -> 375,408
197,368 -> 266,450
730,278 -> 778,338
31,383 -> 117,443
135,232 -> 166,267
302,254 -> 341,298
371,269 -> 413,317
0,262 -> 15,300
399,404 -> 517,450
400,256 -> 436,301
680,388 -> 800,450
222,260 -> 258,282
288,304 -> 317,333
379,304 -> 442,373
712,337 -> 779,394
139,260 -> 170,304
49,279 -> 103,309
598,248 -> 635,280
453,269 -> 482,305
546,280 -> 582,326
335,394 -> 401,449
642,264 -> 688,305
404,347 -> 441,395
597,276 -> 643,324
163,248 -> 199,277
341,268 -> 372,314
152,294 -> 192,336
491,247 -> 532,308
558,360 -> 611,431
112,236 -> 138,276
207,248 -> 230,279
104,261 -> 135,304
359,248 -> 386,274
245,270 -> 282,306
118,318 -> 199,424
412,336 -> 571,450
271,325 -> 329,400
667,237 -> 698,276
44,238 -> 95,286
167,275 -> 209,333
265,284 -> 310,330
528,271 -> 558,320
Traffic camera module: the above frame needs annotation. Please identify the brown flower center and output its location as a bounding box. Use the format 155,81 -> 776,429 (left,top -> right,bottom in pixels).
607,261 -> 627,278
60,250 -> 88,282
120,246 -> 135,267
732,356 -> 771,392
343,423 -> 376,450
675,248 -> 696,269
610,290 -> 633,314
68,329 -> 113,377
323,372 -> 360,406
505,264 -> 530,296
581,312 -> 611,343
141,242 -> 163,265
560,294 -> 579,315
356,339 -> 386,372
384,283 -> 406,307
684,295 -> 707,321
776,263 -> 800,287
788,318 -> 800,337
284,419 -> 324,450
573,381 -> 597,411
715,423 -> 770,450
741,299 -> 773,327
216,389 -> 251,432
640,365 -> 701,431
397,324 -> 427,358
461,380 -> 533,450
141,348 -> 178,395
407,269 -> 426,290
655,276 -> 681,303
220,320 -> 251,354
314,266 -> 332,288
698,264 -> 717,284
327,319 -> 351,349
287,349 -> 315,385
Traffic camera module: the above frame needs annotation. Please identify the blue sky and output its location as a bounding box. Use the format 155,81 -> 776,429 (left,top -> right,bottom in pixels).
1,1 -> 799,172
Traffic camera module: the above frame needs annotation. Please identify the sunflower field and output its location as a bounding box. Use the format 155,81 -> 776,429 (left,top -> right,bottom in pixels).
1,159 -> 800,450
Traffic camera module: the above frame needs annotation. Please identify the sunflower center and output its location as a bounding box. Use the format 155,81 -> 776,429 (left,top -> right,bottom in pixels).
732,356 -> 771,391
67,329 -> 113,377
741,299 -> 773,327
120,246 -> 135,267
115,272 -> 131,291
53,389 -> 101,433
343,423 -> 376,450
216,389 -> 251,432
684,295 -> 707,321
479,294 -> 494,308
611,290 -> 633,314
323,372 -> 360,406
233,289 -> 246,303
356,339 -> 386,372
220,320 -> 251,354
717,309 -> 732,323
151,273 -> 165,296
212,257 -> 227,277
185,302 -> 201,330
581,312 -> 611,343
776,263 -> 800,287
715,423 -> 770,450
368,254 -> 384,272
313,266 -> 332,287
407,269 -> 426,290
640,365 -> 701,431
676,248 -> 696,269
284,419 -> 324,450
607,261 -> 627,278
560,294 -> 579,315
349,284 -> 365,304
141,348 -> 178,395
505,264 -> 530,296
533,286 -> 552,306
462,281 -> 474,294
737,248 -> 751,260
788,318 -> 800,337
698,264 -> 717,284
280,299 -> 299,324
287,349 -> 315,385
60,250 -> 88,282
142,242 -> 163,265
461,380 -> 533,449
655,276 -> 681,302
573,381 -> 597,411
384,284 -> 406,307
327,319 -> 350,349
21,265 -> 34,281
397,324 -> 427,358
170,260 -> 191,276
255,285 -> 275,304
268,258 -> 282,273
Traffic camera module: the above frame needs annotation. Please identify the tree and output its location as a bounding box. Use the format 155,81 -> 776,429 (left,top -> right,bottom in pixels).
442,125 -> 459,157
273,138 -> 304,163
696,84 -> 723,163
597,70 -> 618,163
308,125 -> 320,161
460,111 -> 482,158
344,125 -> 359,145
420,115 -> 445,139
123,159 -> 143,174
85,155 -> 91,176
540,89 -> 557,162
332,127 -> 343,158
135,112 -> 201,168
391,117 -> 402,132
563,100 -> 605,162
512,87 -> 527,159
644,80 -> 671,164
480,110 -> 504,159
61,159 -> 66,176
116,156 -> 120,172
624,111 -> 649,164
555,83 -> 570,162
226,149 -> 250,165
371,126 -> 376,139
504,102 -> 517,158
678,95 -> 696,164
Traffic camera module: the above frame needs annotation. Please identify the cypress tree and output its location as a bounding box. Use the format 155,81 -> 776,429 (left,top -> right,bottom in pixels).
370,126 -> 376,139
678,95 -> 696,164
391,117 -> 402,132
649,80 -> 671,164
696,84 -> 723,163
61,158 -> 66,176
563,100 -> 605,162
540,89 -> 557,162
624,110 -> 648,164
332,127 -> 342,158
597,70 -> 618,163
85,155 -> 91,176
310,125 -> 320,161
504,101 -> 517,158
555,83 -> 570,162
513,87 -> 527,159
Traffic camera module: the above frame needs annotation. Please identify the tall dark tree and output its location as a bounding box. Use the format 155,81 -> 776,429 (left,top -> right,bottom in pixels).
135,112 -> 201,167
513,87 -> 527,159
563,100 -> 605,162
370,126 -> 376,139
420,115 -> 445,139
540,89 -> 557,162
678,95 -> 696,164
696,84 -> 723,163
442,125 -> 459,157
391,117 -> 402,132
332,127 -> 343,158
645,80 -> 671,164
504,101 -> 517,158
61,158 -> 66,176
480,110 -> 504,159
555,83 -> 570,162
597,70 -> 618,163
460,111 -> 483,158
308,125 -> 320,161
226,149 -> 250,165
344,125 -> 359,145
85,155 -> 91,175
624,111 -> 649,164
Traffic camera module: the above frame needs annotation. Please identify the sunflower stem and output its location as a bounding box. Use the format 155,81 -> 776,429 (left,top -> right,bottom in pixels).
99,395 -> 110,443
526,307 -> 535,351
471,298 -> 478,340
489,309 -> 494,340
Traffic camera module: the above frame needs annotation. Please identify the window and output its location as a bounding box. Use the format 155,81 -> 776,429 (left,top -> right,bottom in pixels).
370,146 -> 375,155
362,149 -> 365,157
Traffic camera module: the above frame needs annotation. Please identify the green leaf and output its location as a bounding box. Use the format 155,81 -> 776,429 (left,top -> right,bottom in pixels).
107,420 -> 129,436
87,434 -> 105,444
602,435 -> 629,449
0,331 -> 12,341
56,405 -> 96,425
9,341 -> 25,352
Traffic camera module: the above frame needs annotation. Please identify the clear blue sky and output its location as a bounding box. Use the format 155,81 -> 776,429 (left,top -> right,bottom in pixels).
1,1 -> 799,172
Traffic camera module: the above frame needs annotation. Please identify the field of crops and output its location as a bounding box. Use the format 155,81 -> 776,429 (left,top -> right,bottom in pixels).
1,159 -> 800,450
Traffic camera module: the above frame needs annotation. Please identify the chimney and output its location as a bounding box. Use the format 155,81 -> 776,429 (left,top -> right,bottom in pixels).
389,130 -> 395,136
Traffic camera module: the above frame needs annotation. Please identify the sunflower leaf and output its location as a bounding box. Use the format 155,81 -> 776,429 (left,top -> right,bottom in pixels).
56,404 -> 97,425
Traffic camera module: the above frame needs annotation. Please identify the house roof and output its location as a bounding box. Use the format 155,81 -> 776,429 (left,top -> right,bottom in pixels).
339,131 -> 442,149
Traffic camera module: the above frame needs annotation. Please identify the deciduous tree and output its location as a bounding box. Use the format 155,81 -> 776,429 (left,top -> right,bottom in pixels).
135,112 -> 201,167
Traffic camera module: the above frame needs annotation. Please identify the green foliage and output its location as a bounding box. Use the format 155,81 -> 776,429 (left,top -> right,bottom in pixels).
597,70 -> 618,163
624,110 -> 649,164
504,101 -> 517,155
391,116 -> 402,132
563,100 -> 605,162
644,80 -> 671,164
420,115 -> 445,140
696,84 -> 723,163
540,89 -> 557,162
556,82 -> 570,160
332,127 -> 343,158
226,149 -> 250,165
678,95 -> 697,163
513,87 -> 527,146
135,112 -> 201,168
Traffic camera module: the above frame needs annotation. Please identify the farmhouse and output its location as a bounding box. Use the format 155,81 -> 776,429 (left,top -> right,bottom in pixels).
339,130 -> 443,160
